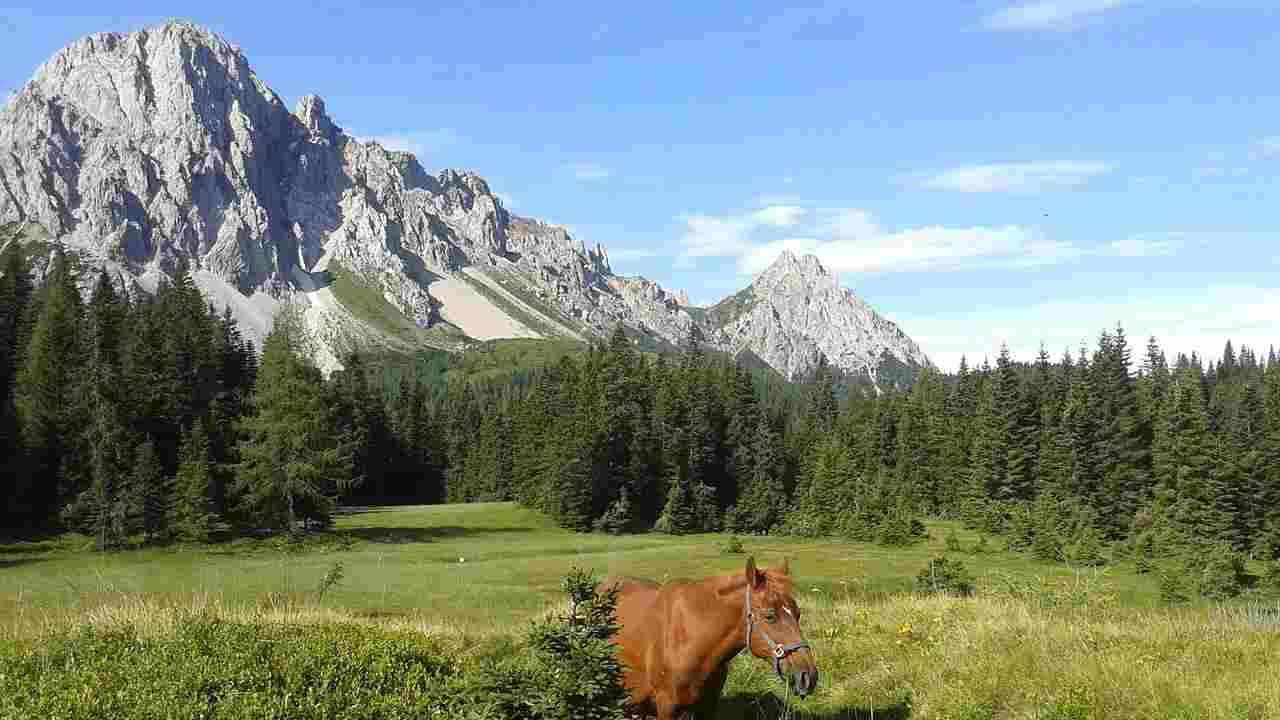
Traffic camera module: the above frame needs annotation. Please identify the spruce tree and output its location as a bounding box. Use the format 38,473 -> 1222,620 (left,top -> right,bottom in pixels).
74,270 -> 134,549
170,418 -> 217,542
14,246 -> 83,530
657,429 -> 697,535
743,415 -> 787,533
233,306 -> 356,531
133,436 -> 167,540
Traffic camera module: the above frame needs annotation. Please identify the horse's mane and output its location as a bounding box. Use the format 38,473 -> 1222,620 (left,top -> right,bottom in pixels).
621,564 -> 795,600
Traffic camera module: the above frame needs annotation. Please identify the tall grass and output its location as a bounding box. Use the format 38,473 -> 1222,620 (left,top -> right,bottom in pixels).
3,503 -> 1279,717
3,584 -> 1277,718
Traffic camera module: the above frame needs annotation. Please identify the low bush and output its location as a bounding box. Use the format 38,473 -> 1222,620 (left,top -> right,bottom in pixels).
0,567 -> 631,720
916,556 -> 975,598
473,566 -> 628,720
0,617 -> 467,719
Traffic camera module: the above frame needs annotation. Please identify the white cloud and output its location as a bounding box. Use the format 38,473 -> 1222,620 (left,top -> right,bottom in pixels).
1252,136 -> 1280,159
563,162 -> 612,182
677,212 -> 758,260
1103,234 -> 1183,257
363,129 -> 457,159
918,161 -> 1110,193
982,0 -> 1137,32
901,285 -> 1280,373
751,205 -> 807,228
678,203 -> 1075,276
735,226 -> 1065,275
677,201 -> 1202,278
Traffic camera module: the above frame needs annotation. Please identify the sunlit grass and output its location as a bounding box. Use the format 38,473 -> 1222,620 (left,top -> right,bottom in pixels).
3,502 -> 1278,717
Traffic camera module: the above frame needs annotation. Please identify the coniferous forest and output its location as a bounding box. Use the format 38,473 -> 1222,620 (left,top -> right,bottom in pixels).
3,244 -> 1279,587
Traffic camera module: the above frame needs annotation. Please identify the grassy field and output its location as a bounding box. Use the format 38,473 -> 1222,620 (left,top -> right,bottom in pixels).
3,503 -> 1279,718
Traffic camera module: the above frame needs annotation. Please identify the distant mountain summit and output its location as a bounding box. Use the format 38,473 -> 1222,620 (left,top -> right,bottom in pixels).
0,20 -> 930,387
702,250 -> 932,387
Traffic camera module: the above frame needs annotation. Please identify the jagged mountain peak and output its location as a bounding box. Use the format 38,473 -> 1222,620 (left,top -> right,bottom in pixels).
295,94 -> 338,138
709,249 -> 931,386
2,19 -> 930,388
751,249 -> 839,293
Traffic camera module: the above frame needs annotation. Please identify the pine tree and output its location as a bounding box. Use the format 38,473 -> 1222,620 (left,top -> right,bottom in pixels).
742,415 -> 787,533
73,270 -> 135,549
967,366 -> 1004,510
1157,366 -> 1216,548
0,245 -> 35,527
1093,324 -> 1151,538
133,436 -> 167,540
941,356 -> 977,510
233,305 -> 356,531
657,429 -> 697,535
723,365 -> 758,513
14,246 -> 83,530
169,418 -> 217,542
1260,358 -> 1280,553
993,345 -> 1035,503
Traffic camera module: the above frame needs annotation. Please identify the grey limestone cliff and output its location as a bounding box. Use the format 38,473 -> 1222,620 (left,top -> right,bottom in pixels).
707,250 -> 933,385
0,19 -> 931,385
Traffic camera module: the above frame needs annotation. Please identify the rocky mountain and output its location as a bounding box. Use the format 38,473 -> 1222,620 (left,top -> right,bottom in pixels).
700,251 -> 932,386
0,20 -> 930,387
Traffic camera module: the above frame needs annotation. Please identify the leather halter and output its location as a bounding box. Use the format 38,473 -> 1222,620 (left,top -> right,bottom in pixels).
743,582 -> 810,682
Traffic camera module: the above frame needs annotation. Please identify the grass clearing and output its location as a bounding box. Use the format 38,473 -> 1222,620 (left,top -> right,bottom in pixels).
3,502 -> 1278,718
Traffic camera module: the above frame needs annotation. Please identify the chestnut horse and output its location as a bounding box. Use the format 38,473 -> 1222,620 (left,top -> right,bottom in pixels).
599,557 -> 818,720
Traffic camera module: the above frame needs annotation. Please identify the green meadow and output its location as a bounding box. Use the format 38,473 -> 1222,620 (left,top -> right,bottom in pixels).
2,503 -> 1278,719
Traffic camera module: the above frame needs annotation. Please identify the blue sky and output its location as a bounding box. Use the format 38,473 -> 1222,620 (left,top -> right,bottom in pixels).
3,1 -> 1278,371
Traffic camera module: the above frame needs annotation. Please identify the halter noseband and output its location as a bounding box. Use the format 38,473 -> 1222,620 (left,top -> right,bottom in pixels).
743,583 -> 810,682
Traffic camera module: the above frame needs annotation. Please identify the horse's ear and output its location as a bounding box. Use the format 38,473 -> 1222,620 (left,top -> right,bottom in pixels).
778,558 -> 791,576
745,556 -> 761,587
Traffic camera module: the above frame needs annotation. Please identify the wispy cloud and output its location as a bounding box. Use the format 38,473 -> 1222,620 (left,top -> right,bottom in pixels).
1252,136 -> 1280,159
982,0 -> 1138,32
751,205 -> 806,228
734,226 -> 1072,276
678,202 -> 1197,277
916,161 -> 1110,193
363,129 -> 457,159
563,162 -> 612,182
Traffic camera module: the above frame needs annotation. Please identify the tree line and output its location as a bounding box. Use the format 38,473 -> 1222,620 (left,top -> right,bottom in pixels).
3,243 -> 1278,579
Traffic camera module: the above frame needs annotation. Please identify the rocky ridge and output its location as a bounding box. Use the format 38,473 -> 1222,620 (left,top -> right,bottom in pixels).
709,251 -> 932,385
0,20 -> 930,385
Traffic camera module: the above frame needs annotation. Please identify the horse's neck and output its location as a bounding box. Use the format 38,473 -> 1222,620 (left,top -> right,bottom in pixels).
691,575 -> 750,671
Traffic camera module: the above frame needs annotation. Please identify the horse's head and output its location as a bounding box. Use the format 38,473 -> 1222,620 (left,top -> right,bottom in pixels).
742,556 -> 818,698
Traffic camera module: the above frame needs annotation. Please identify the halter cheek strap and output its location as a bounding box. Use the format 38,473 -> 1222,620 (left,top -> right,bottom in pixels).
744,585 -> 810,682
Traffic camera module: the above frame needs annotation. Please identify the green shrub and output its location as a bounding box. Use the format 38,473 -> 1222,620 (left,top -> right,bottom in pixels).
1063,526 -> 1108,568
0,616 -> 466,719
876,508 -> 927,547
1264,561 -> 1280,593
1158,567 -> 1190,605
475,566 -> 629,720
1194,544 -> 1248,600
720,534 -> 745,555
945,529 -> 963,552
916,556 -> 975,598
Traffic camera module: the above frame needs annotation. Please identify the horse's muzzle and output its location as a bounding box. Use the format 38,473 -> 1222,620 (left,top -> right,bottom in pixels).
791,667 -> 817,698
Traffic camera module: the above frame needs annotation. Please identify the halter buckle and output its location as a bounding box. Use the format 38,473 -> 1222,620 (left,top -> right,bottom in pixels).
773,645 -> 786,658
